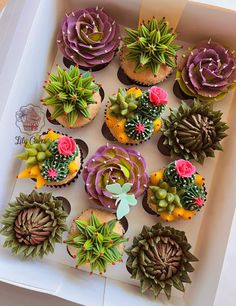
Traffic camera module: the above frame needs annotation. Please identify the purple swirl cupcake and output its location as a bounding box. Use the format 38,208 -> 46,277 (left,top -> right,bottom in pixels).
57,7 -> 121,70
82,144 -> 148,219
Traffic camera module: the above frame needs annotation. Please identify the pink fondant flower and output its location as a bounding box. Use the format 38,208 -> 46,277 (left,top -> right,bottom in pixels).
58,136 -> 76,156
149,86 -> 168,106
194,197 -> 204,206
175,159 -> 196,178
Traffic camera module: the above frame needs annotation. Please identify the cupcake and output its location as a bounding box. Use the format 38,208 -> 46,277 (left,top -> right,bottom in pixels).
82,144 -> 148,219
57,7 -> 120,71
16,130 -> 82,188
160,100 -> 228,164
104,86 -> 167,144
41,65 -> 101,128
145,159 -> 206,222
0,191 -> 68,258
126,223 -> 198,299
65,208 -> 127,274
176,40 -> 236,102
120,17 -> 181,85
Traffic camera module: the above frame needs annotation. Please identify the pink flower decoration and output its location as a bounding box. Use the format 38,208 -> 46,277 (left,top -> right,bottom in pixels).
149,86 -> 168,106
175,159 -> 196,178
135,123 -> 145,133
48,168 -> 58,178
194,197 -> 204,206
58,136 -> 76,156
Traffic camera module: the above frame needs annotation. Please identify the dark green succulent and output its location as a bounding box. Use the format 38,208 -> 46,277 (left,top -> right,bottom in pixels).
0,191 -> 68,258
66,212 -> 127,273
126,223 -> 198,299
108,88 -> 140,118
149,181 -> 183,214
16,134 -> 52,167
162,100 -> 228,164
42,65 -> 99,127
123,17 -> 181,75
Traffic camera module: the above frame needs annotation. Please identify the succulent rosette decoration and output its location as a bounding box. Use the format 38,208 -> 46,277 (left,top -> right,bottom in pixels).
160,100 -> 228,164
82,144 -> 148,219
16,130 -> 82,188
104,86 -> 167,144
120,17 -> 181,85
0,191 -> 68,258
57,7 -> 121,69
145,159 -> 207,222
42,65 -> 101,129
66,209 -> 127,273
177,40 -> 236,102
126,223 -> 198,299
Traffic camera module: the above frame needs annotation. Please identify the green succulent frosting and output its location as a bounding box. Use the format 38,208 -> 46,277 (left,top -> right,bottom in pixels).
16,135 -> 52,167
0,191 -> 68,258
49,139 -> 78,162
40,158 -> 69,182
126,223 -> 198,299
181,185 -> 206,211
164,161 -> 195,188
123,17 -> 181,75
125,115 -> 154,141
108,88 -> 140,118
66,212 -> 127,273
150,181 -> 183,214
139,90 -> 165,120
162,100 -> 228,164
42,65 -> 99,127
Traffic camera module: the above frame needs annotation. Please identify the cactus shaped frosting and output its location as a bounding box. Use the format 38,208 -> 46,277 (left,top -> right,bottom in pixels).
57,7 -> 121,68
66,211 -> 127,273
125,115 -> 154,141
0,191 -> 68,258
16,135 -> 52,167
42,65 -> 99,127
177,40 -> 236,102
126,223 -> 198,299
123,17 -> 181,75
162,100 -> 228,164
108,87 -> 141,118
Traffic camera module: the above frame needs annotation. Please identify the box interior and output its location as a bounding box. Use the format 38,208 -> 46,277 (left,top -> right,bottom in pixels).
0,1 -> 236,305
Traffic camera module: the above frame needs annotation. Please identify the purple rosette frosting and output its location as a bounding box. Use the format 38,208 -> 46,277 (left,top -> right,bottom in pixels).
177,40 -> 236,102
57,7 -> 121,68
82,144 -> 148,210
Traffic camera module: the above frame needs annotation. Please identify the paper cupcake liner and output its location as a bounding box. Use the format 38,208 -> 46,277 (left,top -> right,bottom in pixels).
173,80 -> 193,101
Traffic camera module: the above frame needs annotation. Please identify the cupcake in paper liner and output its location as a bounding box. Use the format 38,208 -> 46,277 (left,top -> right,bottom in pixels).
104,86 -> 167,144
145,159 -> 207,222
82,144 -> 148,219
160,99 -> 228,164
0,190 -> 68,258
16,130 -> 82,188
65,208 -> 127,274
176,39 -> 236,102
41,65 -> 101,129
120,17 -> 181,86
126,223 -> 198,299
57,7 -> 121,71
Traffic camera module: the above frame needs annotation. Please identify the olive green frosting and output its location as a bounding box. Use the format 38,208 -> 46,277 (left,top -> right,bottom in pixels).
150,181 -> 183,214
42,65 -> 99,127
66,212 -> 127,273
138,90 -> 165,120
124,115 -> 154,141
162,100 -> 228,164
126,223 -> 198,299
0,191 -> 68,258
123,17 -> 181,75
108,88 -> 140,118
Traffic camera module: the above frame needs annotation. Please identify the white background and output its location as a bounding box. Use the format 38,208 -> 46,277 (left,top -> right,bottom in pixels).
0,0 -> 236,306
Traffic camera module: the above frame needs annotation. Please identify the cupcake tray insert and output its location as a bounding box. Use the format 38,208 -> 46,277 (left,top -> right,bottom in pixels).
0,1 -> 236,306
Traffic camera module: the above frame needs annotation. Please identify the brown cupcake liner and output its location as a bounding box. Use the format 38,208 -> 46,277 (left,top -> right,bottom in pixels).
173,80 -> 193,101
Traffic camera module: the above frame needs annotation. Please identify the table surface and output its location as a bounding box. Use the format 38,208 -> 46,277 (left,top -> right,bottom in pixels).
0,0 -> 236,306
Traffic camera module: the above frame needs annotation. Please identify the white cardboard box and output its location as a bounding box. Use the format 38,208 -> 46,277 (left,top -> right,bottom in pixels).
0,1 -> 236,305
